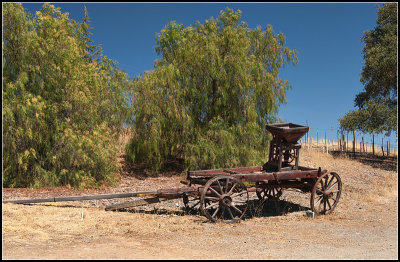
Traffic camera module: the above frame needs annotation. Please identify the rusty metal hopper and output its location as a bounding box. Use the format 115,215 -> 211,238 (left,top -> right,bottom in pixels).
265,123 -> 309,143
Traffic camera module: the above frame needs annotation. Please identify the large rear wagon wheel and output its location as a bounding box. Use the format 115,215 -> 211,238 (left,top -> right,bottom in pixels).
310,172 -> 342,215
200,176 -> 249,223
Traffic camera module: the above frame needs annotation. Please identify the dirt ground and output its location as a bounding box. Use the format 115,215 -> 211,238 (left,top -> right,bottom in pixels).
2,149 -> 398,259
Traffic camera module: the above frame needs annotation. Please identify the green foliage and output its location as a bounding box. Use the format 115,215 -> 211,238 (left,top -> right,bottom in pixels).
339,101 -> 396,135
343,3 -> 398,136
127,8 -> 297,172
3,3 -> 132,188
357,3 -> 397,109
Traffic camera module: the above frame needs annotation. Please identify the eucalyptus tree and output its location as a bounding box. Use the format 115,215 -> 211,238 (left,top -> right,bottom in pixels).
128,8 -> 297,171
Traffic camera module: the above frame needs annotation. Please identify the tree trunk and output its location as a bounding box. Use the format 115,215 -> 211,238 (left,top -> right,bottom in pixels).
387,140 -> 390,156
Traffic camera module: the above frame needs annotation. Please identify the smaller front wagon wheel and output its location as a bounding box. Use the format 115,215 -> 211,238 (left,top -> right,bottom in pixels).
310,172 -> 342,215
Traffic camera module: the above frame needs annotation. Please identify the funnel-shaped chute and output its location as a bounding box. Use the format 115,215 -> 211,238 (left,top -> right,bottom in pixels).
265,123 -> 309,143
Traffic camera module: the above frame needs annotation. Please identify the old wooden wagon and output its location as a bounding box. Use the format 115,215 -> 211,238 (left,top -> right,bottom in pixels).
4,123 -> 342,223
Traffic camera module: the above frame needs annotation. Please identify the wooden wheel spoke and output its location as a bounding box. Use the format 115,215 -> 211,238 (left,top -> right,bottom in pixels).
221,206 -> 226,218
327,175 -> 335,187
211,207 -> 220,218
232,199 -> 247,205
225,178 -> 230,194
328,196 -> 337,204
205,196 -> 220,201
324,176 -> 328,188
327,181 -> 338,192
189,200 -> 200,209
326,198 -> 332,210
230,191 -> 247,198
209,186 -> 221,197
227,182 -> 238,195
318,198 -> 324,212
231,200 -> 247,206
205,201 -> 219,210
216,180 -> 224,195
319,179 -> 324,189
231,204 -> 243,215
314,195 -> 323,206
227,207 -> 234,219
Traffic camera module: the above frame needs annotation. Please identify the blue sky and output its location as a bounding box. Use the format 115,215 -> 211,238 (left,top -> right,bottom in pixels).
21,2 -> 397,149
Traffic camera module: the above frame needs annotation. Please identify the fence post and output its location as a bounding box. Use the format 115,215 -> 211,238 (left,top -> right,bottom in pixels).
337,128 -> 339,151
372,134 -> 375,155
387,140 -> 390,156
353,130 -> 356,157
362,136 -> 365,153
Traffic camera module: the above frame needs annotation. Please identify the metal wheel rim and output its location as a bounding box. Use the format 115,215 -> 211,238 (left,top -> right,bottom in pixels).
310,172 -> 342,215
200,175 -> 249,223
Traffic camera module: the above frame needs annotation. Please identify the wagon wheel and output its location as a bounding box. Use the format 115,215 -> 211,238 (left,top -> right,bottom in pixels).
256,187 -> 282,214
200,175 -> 249,223
182,195 -> 200,211
284,148 -> 296,164
256,187 -> 282,202
310,172 -> 342,215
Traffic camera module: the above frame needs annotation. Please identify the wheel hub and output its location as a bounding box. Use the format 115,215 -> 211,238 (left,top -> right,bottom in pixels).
323,190 -> 333,198
220,195 -> 232,206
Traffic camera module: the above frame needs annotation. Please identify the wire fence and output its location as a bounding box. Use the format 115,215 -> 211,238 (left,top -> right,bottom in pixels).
300,129 -> 398,157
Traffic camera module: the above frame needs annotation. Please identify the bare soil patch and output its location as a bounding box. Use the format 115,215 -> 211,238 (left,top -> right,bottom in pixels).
2,149 -> 398,259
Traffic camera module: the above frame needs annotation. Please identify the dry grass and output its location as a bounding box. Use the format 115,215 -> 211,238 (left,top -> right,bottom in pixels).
301,148 -> 398,204
116,126 -> 133,154
302,138 -> 398,157
2,149 -> 398,259
2,202 -> 205,245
